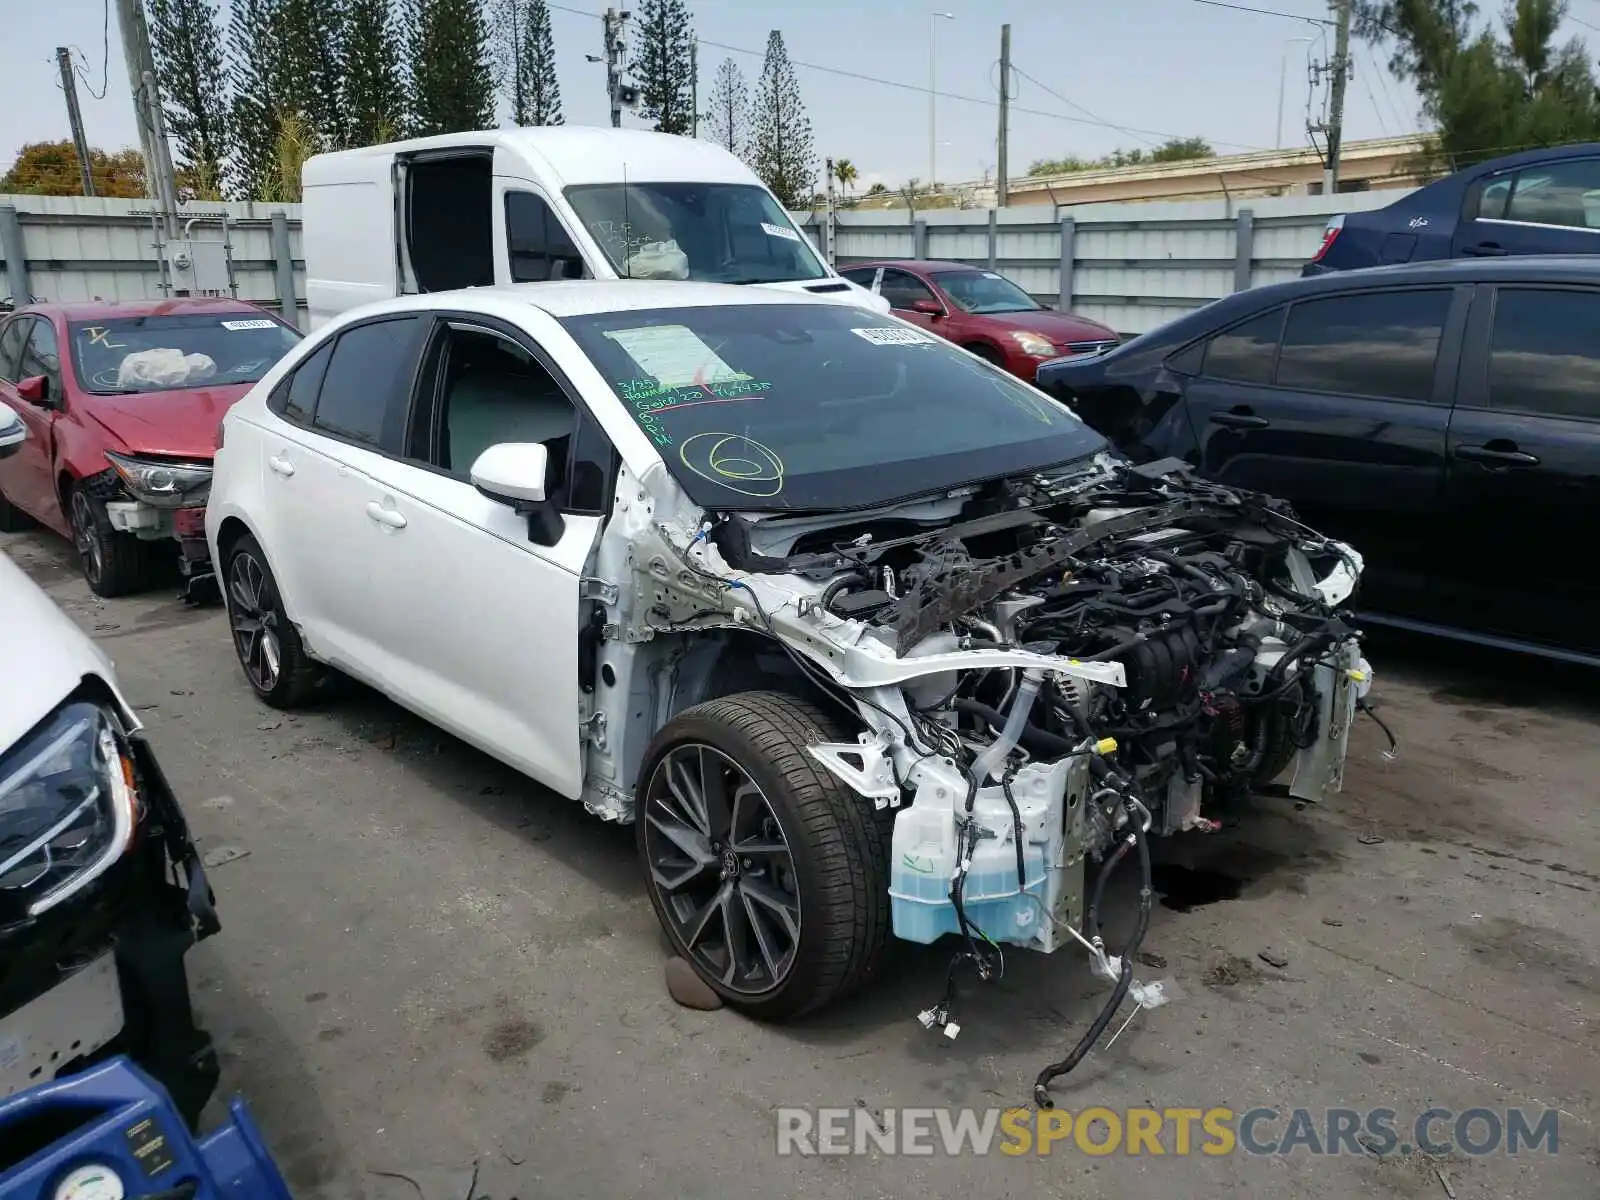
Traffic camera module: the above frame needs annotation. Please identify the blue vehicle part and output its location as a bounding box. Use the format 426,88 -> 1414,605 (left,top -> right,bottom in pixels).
0,1056 -> 291,1200
1303,141 -> 1600,275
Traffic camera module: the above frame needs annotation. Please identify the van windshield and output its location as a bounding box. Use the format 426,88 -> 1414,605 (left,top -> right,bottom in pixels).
564,183 -> 829,284
559,302 -> 1106,512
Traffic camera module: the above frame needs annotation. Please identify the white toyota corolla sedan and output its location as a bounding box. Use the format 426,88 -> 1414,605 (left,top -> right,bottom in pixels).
206,282 -> 1369,1044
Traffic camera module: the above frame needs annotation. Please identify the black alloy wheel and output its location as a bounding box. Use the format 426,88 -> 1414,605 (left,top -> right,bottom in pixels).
636,691 -> 892,1019
643,742 -> 802,995
222,533 -> 326,708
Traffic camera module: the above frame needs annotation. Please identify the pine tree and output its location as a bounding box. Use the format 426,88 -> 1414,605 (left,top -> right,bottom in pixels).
704,56 -> 747,155
410,0 -> 496,134
750,31 -> 815,207
523,0 -> 563,124
281,0 -> 350,148
344,0 -> 406,145
493,0 -> 561,125
226,0 -> 293,199
630,0 -> 696,134
147,0 -> 230,198
492,0 -> 530,123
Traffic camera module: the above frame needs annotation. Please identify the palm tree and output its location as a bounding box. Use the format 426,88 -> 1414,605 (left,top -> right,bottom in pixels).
834,157 -> 858,198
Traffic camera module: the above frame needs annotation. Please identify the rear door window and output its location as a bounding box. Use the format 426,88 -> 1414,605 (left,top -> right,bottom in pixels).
311,317 -> 425,451
1485,287 -> 1600,420
1199,308 -> 1283,385
1502,160 -> 1600,230
839,267 -> 880,289
1276,289 -> 1451,403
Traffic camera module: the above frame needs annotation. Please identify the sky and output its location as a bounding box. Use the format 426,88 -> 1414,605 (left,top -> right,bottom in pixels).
7,0 -> 1573,193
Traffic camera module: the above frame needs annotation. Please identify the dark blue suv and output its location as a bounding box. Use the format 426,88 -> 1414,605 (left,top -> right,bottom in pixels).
1304,142 -> 1600,274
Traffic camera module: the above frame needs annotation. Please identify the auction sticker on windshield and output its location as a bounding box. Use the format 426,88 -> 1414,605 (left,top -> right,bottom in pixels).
851,326 -> 937,346
761,221 -> 802,241
603,324 -> 752,388
219,319 -> 277,331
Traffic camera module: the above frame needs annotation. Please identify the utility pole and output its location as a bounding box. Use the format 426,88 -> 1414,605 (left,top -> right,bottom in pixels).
601,8 -> 630,129
114,0 -> 178,231
997,23 -> 1011,207
690,38 -> 699,137
56,47 -> 96,197
1324,0 -> 1352,193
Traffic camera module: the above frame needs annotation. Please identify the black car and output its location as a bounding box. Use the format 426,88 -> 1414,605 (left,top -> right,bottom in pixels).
1034,257 -> 1600,665
1304,142 -> 1600,274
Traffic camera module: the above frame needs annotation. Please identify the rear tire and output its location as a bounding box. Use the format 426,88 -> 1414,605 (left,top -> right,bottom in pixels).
636,691 -> 891,1020
70,487 -> 153,597
221,532 -> 327,708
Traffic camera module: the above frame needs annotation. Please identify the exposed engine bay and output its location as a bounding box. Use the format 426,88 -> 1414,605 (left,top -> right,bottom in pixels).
583,451 -> 1376,1103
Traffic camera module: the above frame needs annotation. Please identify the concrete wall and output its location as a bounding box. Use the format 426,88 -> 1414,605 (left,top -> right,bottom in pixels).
1,188 -> 1412,337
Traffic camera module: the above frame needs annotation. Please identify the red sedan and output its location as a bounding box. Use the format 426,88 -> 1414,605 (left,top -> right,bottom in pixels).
0,298 -> 300,598
838,260 -> 1119,380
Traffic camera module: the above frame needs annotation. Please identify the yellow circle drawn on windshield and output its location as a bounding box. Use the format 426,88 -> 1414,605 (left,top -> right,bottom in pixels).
679,432 -> 785,497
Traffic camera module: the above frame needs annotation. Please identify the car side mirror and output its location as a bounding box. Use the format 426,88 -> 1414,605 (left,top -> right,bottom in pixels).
0,401 -> 24,460
911,298 -> 943,316
470,442 -> 565,547
15,375 -> 49,406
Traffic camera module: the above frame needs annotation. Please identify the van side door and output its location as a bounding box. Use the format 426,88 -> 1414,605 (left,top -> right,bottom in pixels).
1435,283 -> 1600,657
1453,157 -> 1600,259
1183,286 -> 1464,617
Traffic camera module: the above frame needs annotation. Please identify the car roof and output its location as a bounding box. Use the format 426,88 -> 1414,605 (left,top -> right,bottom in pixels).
1210,255 -> 1600,315
845,260 -> 980,274
306,126 -> 758,188
19,297 -> 269,322
343,280 -> 846,322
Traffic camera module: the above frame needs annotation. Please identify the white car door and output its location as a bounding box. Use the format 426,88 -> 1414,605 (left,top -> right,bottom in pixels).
307,313 -> 598,800
251,315 -> 432,673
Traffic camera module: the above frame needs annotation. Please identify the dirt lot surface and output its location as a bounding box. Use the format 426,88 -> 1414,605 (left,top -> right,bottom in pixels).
5,526 -> 1597,1199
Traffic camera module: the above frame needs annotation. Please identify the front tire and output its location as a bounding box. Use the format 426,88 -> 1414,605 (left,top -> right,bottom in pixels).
70,487 -> 153,597
221,533 -> 326,708
636,691 -> 891,1020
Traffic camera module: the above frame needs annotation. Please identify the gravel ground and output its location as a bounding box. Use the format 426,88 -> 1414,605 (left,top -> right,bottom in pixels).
5,526 -> 1597,1200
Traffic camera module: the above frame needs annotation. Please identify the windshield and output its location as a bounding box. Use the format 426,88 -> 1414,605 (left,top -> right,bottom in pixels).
933,269 -> 1043,315
560,303 -> 1106,512
69,314 -> 301,395
564,183 -> 829,284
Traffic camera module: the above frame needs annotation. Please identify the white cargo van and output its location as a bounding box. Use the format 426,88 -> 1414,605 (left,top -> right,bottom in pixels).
300,126 -> 887,328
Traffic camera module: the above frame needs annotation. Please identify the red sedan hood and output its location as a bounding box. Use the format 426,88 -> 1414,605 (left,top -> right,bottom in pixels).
987,309 -> 1118,343
82,383 -> 252,460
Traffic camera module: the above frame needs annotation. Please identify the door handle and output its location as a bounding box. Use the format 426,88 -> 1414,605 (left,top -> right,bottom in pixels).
1463,242 -> 1508,257
267,455 -> 295,477
366,500 -> 408,529
1209,409 -> 1270,430
1455,443 -> 1540,467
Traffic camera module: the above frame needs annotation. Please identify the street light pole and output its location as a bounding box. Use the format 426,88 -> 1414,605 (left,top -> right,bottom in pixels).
1277,35 -> 1314,149
929,11 -> 953,191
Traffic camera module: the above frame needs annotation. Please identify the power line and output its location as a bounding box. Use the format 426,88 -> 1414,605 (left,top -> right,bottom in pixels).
69,0 -> 111,100
1363,44 -> 1407,134
1191,0 -> 1334,26
542,0 -> 1274,153
1008,65 -> 1164,149
1355,49 -> 1389,136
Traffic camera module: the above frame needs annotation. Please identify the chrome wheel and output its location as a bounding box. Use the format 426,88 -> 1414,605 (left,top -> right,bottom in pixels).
70,492 -> 102,585
227,550 -> 282,691
642,744 -> 801,995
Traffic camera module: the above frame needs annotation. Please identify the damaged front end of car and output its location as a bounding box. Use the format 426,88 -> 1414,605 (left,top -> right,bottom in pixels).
0,689 -> 221,1128
584,451 -> 1372,1098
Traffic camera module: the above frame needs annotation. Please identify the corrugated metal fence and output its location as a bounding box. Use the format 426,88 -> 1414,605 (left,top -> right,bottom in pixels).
1,189 -> 1408,335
